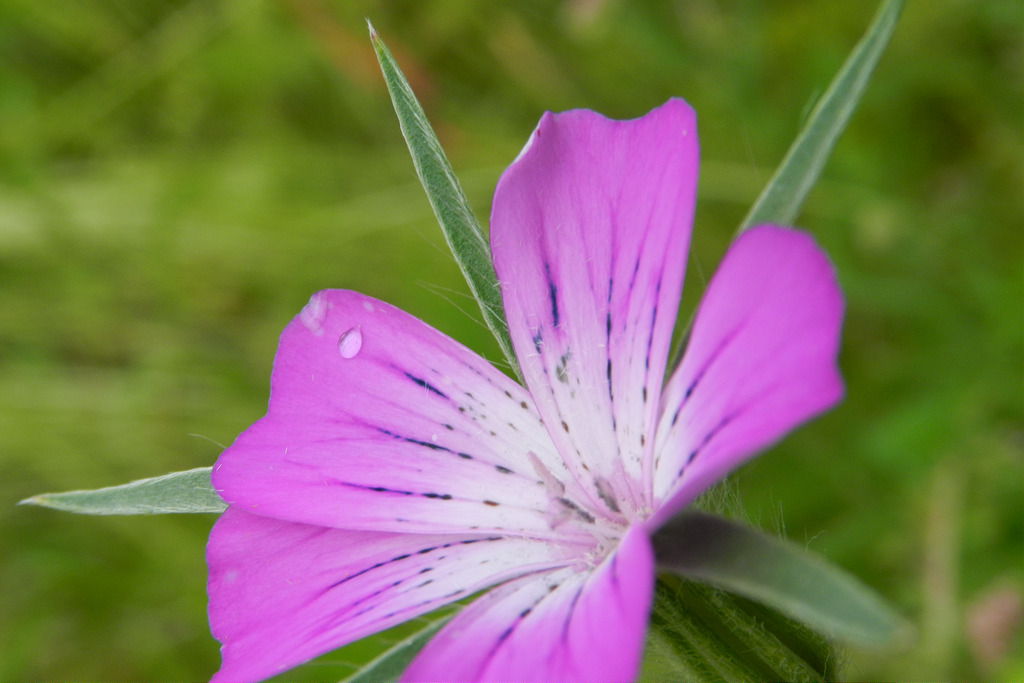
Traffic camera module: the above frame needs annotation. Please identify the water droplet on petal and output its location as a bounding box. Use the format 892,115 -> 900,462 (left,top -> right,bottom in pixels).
300,292 -> 329,333
337,327 -> 362,359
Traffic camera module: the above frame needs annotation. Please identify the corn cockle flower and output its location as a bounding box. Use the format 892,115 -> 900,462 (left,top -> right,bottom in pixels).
206,98 -> 844,682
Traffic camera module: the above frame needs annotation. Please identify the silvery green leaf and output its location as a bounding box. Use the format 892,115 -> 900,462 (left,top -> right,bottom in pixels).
670,0 -> 903,375
369,23 -> 519,378
653,510 -> 913,648
739,0 -> 903,231
20,466 -> 226,515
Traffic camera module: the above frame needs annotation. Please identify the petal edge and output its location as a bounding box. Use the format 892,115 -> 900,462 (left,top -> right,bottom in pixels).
650,226 -> 844,528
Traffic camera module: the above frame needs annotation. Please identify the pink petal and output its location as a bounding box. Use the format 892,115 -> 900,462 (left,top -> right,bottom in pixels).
207,507 -> 570,683
213,290 -> 592,541
491,99 -> 698,517
402,524 -> 654,683
649,226 -> 844,528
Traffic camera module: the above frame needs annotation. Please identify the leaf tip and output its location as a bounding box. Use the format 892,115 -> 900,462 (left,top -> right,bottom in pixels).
366,18 -> 377,41
17,493 -> 65,512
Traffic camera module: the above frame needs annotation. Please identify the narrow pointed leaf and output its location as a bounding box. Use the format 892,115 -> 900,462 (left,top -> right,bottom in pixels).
19,466 -> 226,515
653,510 -> 912,648
670,0 -> 902,372
369,24 -> 518,378
340,613 -> 452,683
739,0 -> 903,232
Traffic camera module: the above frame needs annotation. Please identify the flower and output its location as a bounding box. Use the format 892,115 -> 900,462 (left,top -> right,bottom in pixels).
206,98 -> 844,682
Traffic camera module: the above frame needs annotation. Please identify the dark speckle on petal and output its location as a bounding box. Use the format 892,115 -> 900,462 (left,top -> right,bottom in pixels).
595,478 -> 621,513
556,350 -> 571,383
545,263 -> 560,327
403,372 -> 449,399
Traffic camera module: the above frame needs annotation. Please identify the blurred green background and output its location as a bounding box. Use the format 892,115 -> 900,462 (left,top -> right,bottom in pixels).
1,0 -> 1020,680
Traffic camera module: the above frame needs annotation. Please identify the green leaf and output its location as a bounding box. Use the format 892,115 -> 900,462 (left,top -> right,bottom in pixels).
739,0 -> 903,232
652,510 -> 913,648
339,613 -> 451,683
669,0 -> 902,375
641,576 -> 833,683
369,23 -> 519,379
19,466 -> 226,515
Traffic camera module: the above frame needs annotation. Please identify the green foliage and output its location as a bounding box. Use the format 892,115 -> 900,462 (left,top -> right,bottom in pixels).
739,0 -> 902,233
653,510 -> 911,648
371,25 -> 519,377
641,576 -> 834,682
1,0 -> 1020,681
20,467 -> 225,515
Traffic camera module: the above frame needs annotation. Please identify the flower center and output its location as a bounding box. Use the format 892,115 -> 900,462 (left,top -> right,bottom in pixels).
528,451 -> 629,569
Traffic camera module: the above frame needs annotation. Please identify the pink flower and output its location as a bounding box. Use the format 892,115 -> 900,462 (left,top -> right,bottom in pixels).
206,99 -> 844,682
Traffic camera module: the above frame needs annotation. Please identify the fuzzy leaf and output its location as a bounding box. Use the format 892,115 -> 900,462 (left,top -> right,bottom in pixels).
369,23 -> 519,378
641,576 -> 832,682
739,0 -> 903,231
20,466 -> 226,515
653,510 -> 913,648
